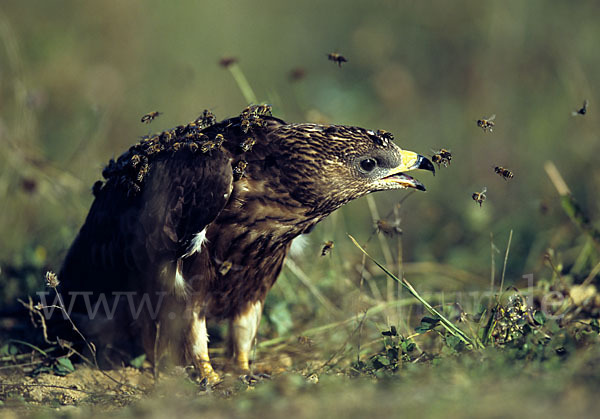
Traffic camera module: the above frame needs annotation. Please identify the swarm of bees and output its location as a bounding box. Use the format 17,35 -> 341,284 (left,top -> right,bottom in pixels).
494,166 -> 514,180
101,108 -> 238,197
233,160 -> 248,180
321,240 -> 334,256
195,109 -> 217,129
431,148 -> 452,168
572,99 -> 589,116
201,134 -> 225,153
240,104 -> 272,133
327,52 -> 347,67
141,111 -> 161,124
375,219 -> 403,237
477,114 -> 495,132
472,187 -> 487,207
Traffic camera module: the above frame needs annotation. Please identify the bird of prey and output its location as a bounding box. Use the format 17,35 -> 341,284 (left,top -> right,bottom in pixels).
57,106 -> 434,383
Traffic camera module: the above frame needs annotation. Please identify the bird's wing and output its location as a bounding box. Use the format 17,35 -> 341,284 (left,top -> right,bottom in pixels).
59,151 -> 233,294
138,151 -> 233,259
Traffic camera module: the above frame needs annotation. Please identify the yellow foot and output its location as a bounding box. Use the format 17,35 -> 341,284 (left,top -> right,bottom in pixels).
196,360 -> 221,385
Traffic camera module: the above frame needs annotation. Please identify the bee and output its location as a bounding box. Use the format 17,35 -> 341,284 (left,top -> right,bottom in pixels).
92,180 -> 104,197
376,130 -> 394,142
472,187 -> 487,207
201,140 -> 220,153
572,100 -> 589,116
240,118 -> 251,134
136,157 -> 150,183
219,57 -> 238,68
255,104 -> 272,116
477,114 -> 495,132
141,111 -> 161,124
321,240 -> 334,256
160,130 -> 174,143
239,137 -> 256,152
240,105 -> 254,118
375,220 -> 403,237
127,181 -> 141,197
145,144 -> 163,155
214,134 -> 225,148
431,148 -> 452,168
327,52 -> 347,67
297,336 -> 314,347
494,166 -> 514,180
129,154 -> 142,168
218,261 -> 233,276
171,142 -> 182,152
196,110 -> 216,128
187,142 -> 199,153
233,160 -> 248,179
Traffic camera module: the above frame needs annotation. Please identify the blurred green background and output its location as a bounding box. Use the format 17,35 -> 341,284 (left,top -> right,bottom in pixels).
0,0 -> 598,332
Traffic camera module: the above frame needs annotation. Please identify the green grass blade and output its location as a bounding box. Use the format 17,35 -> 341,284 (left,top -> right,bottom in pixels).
348,235 -> 481,349
228,63 -> 258,104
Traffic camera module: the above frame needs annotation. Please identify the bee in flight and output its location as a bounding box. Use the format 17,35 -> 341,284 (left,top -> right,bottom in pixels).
327,52 -> 347,67
375,219 -> 403,237
141,111 -> 161,124
472,187 -> 487,207
572,100 -> 589,116
431,148 -> 452,168
494,166 -> 514,180
321,240 -> 334,256
477,114 -> 495,132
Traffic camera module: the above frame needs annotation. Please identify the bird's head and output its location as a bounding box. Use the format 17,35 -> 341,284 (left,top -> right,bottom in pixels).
258,122 -> 435,216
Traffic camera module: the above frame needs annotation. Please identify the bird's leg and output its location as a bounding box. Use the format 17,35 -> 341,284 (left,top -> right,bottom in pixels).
185,309 -> 220,384
229,300 -> 263,371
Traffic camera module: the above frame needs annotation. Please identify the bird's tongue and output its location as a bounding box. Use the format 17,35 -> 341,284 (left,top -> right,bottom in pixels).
383,173 -> 426,191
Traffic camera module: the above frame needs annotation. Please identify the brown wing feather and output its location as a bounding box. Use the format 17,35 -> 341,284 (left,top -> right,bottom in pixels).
58,150 -> 233,304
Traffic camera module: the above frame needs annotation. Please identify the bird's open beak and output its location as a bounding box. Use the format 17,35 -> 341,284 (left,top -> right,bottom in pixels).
381,150 -> 435,191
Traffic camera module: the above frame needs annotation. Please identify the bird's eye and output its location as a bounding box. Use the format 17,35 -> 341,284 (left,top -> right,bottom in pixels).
359,158 -> 377,172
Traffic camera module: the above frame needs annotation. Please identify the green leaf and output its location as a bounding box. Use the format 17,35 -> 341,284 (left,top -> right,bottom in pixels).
54,357 -> 75,375
401,340 -> 415,353
533,311 -> 546,325
0,344 -> 10,357
376,355 -> 391,366
129,354 -> 147,369
445,335 -> 465,352
415,316 -> 441,334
